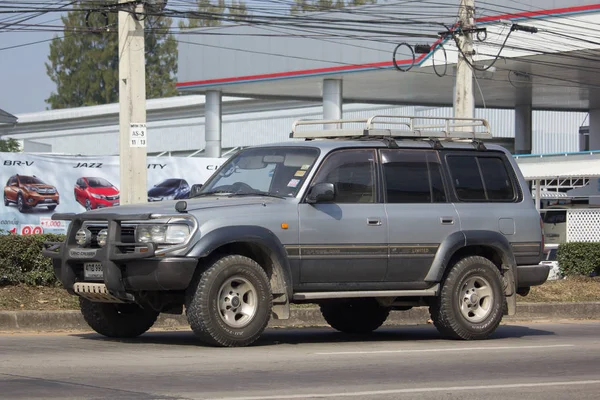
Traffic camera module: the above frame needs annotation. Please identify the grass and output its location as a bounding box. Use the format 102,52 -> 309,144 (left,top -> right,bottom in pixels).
0,276 -> 598,311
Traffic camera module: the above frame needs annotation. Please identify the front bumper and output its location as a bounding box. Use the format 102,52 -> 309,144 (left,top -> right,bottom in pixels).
28,194 -> 59,207
42,211 -> 197,301
517,264 -> 551,288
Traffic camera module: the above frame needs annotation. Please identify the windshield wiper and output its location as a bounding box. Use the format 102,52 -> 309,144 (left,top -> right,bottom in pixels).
228,191 -> 286,199
190,190 -> 231,198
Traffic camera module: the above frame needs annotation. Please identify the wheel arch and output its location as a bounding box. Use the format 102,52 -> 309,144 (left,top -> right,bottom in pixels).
186,226 -> 293,319
426,230 -> 518,315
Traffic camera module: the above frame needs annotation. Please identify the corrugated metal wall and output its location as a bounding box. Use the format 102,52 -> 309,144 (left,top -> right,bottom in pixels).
37,104 -> 584,155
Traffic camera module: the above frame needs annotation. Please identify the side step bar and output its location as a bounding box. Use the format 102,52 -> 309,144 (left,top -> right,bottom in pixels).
292,285 -> 439,301
73,283 -> 125,303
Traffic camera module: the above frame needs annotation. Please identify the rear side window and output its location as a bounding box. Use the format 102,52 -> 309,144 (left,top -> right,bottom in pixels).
447,154 -> 516,202
381,150 -> 447,203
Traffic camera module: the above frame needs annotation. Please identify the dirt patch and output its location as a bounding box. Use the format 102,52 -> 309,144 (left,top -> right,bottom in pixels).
0,285 -> 79,311
522,276 -> 600,303
1,276 -> 599,311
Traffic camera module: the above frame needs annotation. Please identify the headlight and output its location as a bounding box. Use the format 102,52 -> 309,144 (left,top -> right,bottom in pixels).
97,229 -> 108,247
135,224 -> 191,245
76,228 -> 91,247
91,193 -> 106,199
25,186 -> 39,192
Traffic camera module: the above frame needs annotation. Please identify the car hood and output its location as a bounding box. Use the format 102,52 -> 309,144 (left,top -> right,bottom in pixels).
82,196 -> 286,217
88,187 -> 119,196
148,186 -> 177,197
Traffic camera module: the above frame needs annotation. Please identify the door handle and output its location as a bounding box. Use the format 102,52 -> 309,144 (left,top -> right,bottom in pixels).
441,217 -> 455,225
367,217 -> 382,226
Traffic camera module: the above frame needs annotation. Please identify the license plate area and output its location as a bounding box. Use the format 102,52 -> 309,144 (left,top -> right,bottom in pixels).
83,262 -> 103,281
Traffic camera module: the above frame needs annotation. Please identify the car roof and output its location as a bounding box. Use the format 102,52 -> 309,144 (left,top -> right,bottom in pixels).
252,139 -> 509,153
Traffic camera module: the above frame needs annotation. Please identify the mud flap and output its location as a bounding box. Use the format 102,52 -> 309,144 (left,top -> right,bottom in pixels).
502,264 -> 517,316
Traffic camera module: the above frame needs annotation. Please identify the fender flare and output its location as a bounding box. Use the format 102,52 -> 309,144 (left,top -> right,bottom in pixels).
426,230 -> 518,287
186,226 -> 293,302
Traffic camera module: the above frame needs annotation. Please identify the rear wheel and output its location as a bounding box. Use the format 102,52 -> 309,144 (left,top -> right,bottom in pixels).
185,255 -> 272,347
79,298 -> 159,338
430,256 -> 504,340
320,298 -> 390,334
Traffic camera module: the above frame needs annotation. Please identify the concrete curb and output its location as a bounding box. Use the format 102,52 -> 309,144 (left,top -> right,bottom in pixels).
1,302 -> 599,333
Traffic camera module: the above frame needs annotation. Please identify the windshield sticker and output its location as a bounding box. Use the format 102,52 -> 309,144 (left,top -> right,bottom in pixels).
287,179 -> 300,188
294,170 -> 306,177
301,164 -> 310,170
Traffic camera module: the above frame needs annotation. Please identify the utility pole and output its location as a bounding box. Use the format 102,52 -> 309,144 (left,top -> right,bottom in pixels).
118,0 -> 147,205
454,0 -> 475,122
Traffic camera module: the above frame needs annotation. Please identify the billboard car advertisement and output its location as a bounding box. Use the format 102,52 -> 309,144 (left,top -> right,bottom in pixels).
0,153 -> 224,235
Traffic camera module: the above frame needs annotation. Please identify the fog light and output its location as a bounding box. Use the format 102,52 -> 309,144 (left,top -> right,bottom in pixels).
97,229 -> 108,247
76,229 -> 91,247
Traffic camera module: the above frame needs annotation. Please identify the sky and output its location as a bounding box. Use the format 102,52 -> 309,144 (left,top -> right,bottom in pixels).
0,28 -> 58,114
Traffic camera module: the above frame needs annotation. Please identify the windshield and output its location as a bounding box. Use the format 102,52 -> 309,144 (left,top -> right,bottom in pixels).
19,176 -> 45,185
199,147 -> 319,198
87,178 -> 113,188
156,179 -> 181,188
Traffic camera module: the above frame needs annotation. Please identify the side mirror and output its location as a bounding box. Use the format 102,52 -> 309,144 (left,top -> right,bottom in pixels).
306,183 -> 335,204
190,184 -> 203,197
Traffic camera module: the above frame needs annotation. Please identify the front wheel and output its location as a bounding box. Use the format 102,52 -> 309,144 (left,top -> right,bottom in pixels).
320,298 -> 390,334
17,194 -> 27,213
79,298 -> 159,338
185,255 -> 272,347
47,205 -> 57,211
430,256 -> 505,340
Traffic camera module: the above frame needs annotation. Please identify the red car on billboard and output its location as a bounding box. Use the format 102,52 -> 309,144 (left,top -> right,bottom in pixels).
74,177 -> 120,210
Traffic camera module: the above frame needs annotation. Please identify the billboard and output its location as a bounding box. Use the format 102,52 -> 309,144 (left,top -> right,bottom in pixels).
0,153 -> 225,235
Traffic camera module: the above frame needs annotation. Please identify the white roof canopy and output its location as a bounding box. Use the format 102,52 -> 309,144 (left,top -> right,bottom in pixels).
514,152 -> 600,180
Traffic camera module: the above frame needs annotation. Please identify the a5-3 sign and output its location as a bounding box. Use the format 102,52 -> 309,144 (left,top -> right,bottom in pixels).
129,123 -> 147,148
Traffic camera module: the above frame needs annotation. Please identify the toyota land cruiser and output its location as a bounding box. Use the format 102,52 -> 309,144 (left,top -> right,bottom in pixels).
43,115 -> 549,347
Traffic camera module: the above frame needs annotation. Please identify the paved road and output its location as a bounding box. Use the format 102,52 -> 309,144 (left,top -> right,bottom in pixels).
1,321 -> 599,400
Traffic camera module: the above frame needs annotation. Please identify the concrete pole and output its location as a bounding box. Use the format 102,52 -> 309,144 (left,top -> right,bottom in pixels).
205,90 -> 222,158
118,1 -> 147,205
515,104 -> 533,154
454,0 -> 475,124
588,109 -> 600,151
323,79 -> 343,129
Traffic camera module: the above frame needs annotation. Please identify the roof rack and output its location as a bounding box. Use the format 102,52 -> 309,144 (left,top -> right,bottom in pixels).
290,115 -> 492,141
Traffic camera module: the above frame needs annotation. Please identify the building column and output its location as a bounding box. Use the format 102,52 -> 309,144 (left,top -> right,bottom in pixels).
205,90 -> 222,158
515,104 -> 532,154
323,79 -> 343,129
588,109 -> 600,151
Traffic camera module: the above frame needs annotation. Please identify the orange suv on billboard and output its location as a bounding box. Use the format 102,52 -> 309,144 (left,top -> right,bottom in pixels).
3,174 -> 59,213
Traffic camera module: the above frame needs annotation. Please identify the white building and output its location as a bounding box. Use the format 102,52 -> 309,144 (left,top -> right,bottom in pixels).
0,95 -> 587,157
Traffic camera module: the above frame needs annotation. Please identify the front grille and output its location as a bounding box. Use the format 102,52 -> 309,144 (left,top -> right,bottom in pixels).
38,188 -> 56,194
106,195 -> 119,201
86,225 -> 135,248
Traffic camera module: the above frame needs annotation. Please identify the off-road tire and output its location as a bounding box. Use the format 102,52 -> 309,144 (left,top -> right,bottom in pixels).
320,298 -> 390,334
430,256 -> 505,340
185,255 -> 272,347
79,298 -> 159,338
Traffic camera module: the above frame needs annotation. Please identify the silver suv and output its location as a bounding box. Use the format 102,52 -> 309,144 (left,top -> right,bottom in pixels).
44,115 -> 549,347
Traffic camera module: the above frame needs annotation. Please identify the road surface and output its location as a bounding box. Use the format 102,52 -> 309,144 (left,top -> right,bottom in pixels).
1,321 -> 599,399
